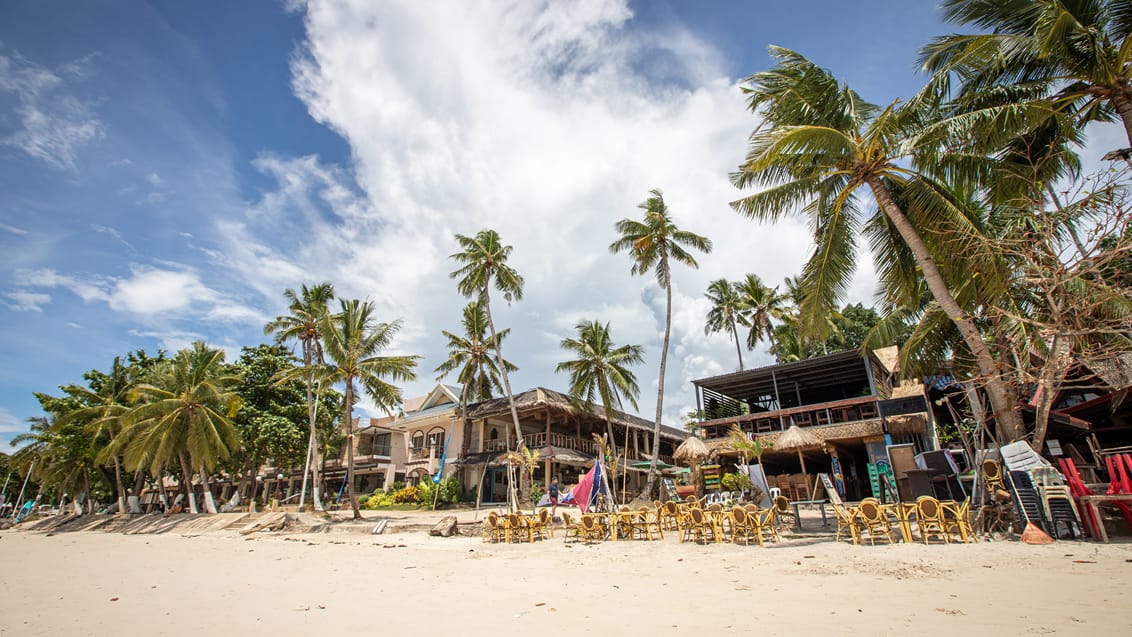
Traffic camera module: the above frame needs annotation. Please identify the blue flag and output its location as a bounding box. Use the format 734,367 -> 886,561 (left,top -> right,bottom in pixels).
432,429 -> 452,484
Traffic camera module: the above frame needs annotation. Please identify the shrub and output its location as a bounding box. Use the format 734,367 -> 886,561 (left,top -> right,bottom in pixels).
364,492 -> 395,509
721,472 -> 752,492
357,495 -> 370,508
391,485 -> 421,504
384,481 -> 406,495
418,476 -> 460,507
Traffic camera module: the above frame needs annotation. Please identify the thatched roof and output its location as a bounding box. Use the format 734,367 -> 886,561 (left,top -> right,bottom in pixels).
463,387 -> 687,440
673,436 -> 709,463
775,424 -> 823,451
709,419 -> 886,456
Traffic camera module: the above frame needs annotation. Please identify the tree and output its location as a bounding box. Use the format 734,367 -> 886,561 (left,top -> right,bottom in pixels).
58,357 -> 134,514
435,300 -> 518,405
317,299 -> 418,519
730,47 -> 1025,442
556,320 -> 644,498
736,274 -> 789,354
921,0 -> 1132,147
264,282 -> 335,512
450,229 -> 526,511
610,189 -> 712,498
117,342 -> 241,514
703,279 -> 747,370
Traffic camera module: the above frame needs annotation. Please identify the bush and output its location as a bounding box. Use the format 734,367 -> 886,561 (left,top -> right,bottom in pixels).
418,476 -> 461,507
384,481 -> 406,495
357,495 -> 370,508
721,472 -> 752,492
528,480 -> 544,507
363,492 -> 395,509
391,485 -> 421,504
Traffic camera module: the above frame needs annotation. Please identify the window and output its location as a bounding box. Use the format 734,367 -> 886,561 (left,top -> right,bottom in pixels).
427,429 -> 445,449
372,433 -> 391,457
411,431 -> 424,451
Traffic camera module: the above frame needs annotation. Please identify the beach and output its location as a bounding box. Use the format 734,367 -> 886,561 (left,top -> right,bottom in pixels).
2,517 -> 1131,636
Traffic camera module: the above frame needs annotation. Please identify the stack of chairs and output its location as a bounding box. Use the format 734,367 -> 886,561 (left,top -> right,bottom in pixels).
1030,466 -> 1082,538
1007,470 -> 1052,535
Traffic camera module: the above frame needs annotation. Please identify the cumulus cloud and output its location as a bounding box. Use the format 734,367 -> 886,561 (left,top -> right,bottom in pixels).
0,51 -> 103,170
228,0 -> 849,423
3,290 -> 51,312
0,407 -> 27,449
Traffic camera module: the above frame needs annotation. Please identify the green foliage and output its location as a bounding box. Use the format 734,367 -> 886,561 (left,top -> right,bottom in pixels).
357,494 -> 370,508
721,472 -> 752,492
385,480 -> 406,494
528,480 -> 544,506
391,485 -> 421,504
363,492 -> 396,508
417,476 -> 461,507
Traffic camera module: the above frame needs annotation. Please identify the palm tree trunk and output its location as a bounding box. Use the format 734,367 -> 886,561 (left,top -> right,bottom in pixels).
300,341 -> 324,512
107,425 -> 126,515
177,450 -> 199,514
869,177 -> 1024,442
482,285 -> 524,450
1109,89 -> 1132,148
344,381 -> 361,519
129,469 -> 145,513
731,323 -> 744,371
642,257 -> 673,500
198,466 -> 218,514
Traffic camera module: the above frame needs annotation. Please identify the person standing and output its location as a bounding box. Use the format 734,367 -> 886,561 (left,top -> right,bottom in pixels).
548,477 -> 560,522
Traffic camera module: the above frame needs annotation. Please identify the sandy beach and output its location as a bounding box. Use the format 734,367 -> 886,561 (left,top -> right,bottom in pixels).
2,514 -> 1132,637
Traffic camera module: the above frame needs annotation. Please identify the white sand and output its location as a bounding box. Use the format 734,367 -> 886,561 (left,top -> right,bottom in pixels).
2,523 -> 1131,636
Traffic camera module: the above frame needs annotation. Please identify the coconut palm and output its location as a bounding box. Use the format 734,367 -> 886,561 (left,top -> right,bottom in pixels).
317,299 -> 418,519
264,282 -> 335,512
921,0 -> 1132,146
58,357 -> 135,514
730,47 -> 1025,442
435,300 -> 517,405
449,230 -> 526,453
556,320 -> 644,491
118,342 -> 241,514
736,274 -> 790,354
610,189 -> 712,498
704,279 -> 747,370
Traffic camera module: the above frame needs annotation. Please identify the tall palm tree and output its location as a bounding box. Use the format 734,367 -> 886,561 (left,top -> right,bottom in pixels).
556,320 -> 644,449
317,299 -> 418,519
449,230 -> 526,453
729,47 -> 1025,442
264,282 -> 335,512
736,274 -> 790,354
434,300 -> 517,405
921,0 -> 1132,146
610,189 -> 712,498
703,279 -> 746,370
118,342 -> 241,514
59,357 -> 134,514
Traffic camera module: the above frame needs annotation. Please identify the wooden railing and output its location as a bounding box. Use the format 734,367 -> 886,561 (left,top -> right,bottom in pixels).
699,395 -> 880,440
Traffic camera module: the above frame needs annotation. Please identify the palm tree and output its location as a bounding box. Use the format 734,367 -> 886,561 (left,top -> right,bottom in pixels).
736,274 -> 789,355
118,342 -> 241,514
435,300 -> 517,405
59,357 -> 134,514
449,230 -> 526,453
921,0 -> 1132,147
730,47 -> 1025,442
317,299 -> 418,519
264,282 -> 335,512
610,189 -> 712,498
703,279 -> 747,370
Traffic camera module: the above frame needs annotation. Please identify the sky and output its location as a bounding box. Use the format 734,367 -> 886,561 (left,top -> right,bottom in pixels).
1,1 -> 1125,449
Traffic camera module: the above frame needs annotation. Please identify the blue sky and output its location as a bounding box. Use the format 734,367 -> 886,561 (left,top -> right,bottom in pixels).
1,1 -> 1121,449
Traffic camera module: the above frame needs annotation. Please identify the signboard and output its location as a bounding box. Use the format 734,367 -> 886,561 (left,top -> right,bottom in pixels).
818,473 -> 842,507
702,464 -> 722,491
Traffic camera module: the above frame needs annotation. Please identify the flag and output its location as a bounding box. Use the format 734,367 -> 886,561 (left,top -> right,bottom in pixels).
571,461 -> 605,514
432,429 -> 452,484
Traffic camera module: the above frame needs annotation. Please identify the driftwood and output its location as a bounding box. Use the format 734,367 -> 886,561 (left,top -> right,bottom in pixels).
429,515 -> 458,537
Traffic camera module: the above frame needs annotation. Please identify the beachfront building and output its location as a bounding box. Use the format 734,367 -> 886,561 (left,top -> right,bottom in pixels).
457,387 -> 687,505
381,384 -> 463,487
693,347 -> 936,502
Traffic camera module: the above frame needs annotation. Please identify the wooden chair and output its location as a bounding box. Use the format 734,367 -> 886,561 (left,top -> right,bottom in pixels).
792,474 -> 811,501
561,512 -> 583,543
728,506 -> 756,545
749,507 -> 779,546
831,502 -> 861,544
481,512 -> 505,543
680,507 -> 716,544
916,496 -> 950,544
777,474 -> 795,501
858,498 -> 896,544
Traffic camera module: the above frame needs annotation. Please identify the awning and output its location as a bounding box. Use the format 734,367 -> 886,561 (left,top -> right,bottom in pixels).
541,446 -> 595,467
628,460 -> 676,470
454,452 -> 505,466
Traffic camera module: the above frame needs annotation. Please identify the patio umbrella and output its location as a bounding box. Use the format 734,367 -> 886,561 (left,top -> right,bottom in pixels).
673,436 -> 710,498
775,425 -> 823,494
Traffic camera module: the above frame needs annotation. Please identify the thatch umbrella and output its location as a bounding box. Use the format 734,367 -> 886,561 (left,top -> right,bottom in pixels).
673,436 -> 710,498
775,425 -> 823,497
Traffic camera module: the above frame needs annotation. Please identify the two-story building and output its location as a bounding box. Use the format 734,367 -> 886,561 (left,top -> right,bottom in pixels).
692,347 -> 935,501
457,387 -> 687,504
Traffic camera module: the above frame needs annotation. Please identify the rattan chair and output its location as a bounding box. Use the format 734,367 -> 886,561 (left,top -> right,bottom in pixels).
481,512 -> 505,543
858,498 -> 896,544
680,507 -> 716,544
749,506 -> 779,546
831,501 -> 861,544
728,506 -> 757,545
916,496 -> 950,544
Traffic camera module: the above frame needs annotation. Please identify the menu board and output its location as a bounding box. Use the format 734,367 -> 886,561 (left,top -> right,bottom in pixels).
702,464 -> 722,491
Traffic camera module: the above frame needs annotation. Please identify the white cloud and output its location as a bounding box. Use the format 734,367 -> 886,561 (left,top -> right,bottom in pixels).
0,407 -> 27,449
0,51 -> 104,170
234,0 -> 858,423
3,290 -> 50,312
0,223 -> 28,236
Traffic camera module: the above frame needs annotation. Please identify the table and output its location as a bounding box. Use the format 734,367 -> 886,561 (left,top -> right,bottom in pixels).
1077,494 -> 1132,543
790,500 -> 829,530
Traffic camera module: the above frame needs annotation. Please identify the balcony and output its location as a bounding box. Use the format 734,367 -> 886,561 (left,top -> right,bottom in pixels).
698,395 -> 880,440
480,431 -> 672,465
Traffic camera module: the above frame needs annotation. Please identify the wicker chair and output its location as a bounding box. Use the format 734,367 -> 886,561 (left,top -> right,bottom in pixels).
561,512 -> 583,543
941,499 -> 977,543
749,506 -> 779,546
579,514 -> 607,542
831,501 -> 861,544
858,498 -> 896,544
728,506 -> 757,545
773,495 -> 795,529
680,507 -> 715,544
916,496 -> 950,544
481,512 -> 505,543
